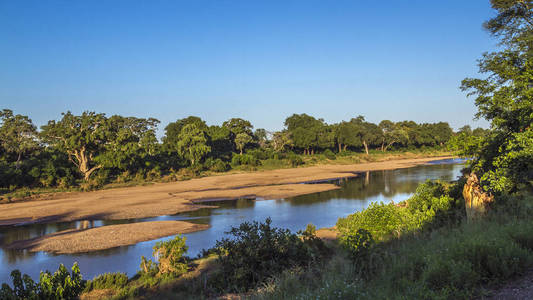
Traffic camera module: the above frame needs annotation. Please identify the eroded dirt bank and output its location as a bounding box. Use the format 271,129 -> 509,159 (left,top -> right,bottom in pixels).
7,221 -> 209,254
0,156 -> 452,226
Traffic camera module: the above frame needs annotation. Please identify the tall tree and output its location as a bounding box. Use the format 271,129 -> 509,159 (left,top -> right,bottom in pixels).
163,116 -> 207,152
285,114 -> 326,154
335,121 -> 361,152
351,116 -> 381,155
379,120 -> 409,152
222,118 -> 253,136
176,123 -> 211,166
461,0 -> 533,193
254,128 -> 269,148
0,109 -> 39,169
97,115 -> 160,173
235,133 -> 253,154
41,112 -> 108,181
272,131 -> 293,152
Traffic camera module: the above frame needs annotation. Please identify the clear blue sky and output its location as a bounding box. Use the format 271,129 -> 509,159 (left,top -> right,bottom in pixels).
0,0 -> 495,136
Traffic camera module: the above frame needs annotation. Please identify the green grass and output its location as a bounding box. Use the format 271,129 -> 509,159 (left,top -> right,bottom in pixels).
249,194 -> 533,300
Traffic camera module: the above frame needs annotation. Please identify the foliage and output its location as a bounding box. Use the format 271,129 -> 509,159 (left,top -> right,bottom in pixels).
176,124 -> 211,167
139,235 -> 188,277
84,272 -> 128,292
0,108 -> 456,194
234,132 -> 253,154
323,149 -> 336,160
0,109 -> 39,169
287,153 -> 304,167
153,235 -> 189,275
212,218 -> 317,292
337,180 -> 463,242
0,263 -> 85,300
460,0 -> 533,193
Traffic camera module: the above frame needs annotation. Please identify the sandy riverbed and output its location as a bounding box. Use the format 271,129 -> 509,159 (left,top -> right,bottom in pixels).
7,221 -> 209,254
0,156 -> 452,227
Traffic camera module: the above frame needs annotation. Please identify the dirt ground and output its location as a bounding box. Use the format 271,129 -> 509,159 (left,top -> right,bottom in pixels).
0,156 -> 452,227
7,220 -> 209,254
484,269 -> 533,299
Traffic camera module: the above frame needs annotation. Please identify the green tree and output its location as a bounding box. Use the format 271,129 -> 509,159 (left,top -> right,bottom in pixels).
222,118 -> 253,136
177,123 -> 211,166
163,116 -> 207,152
0,109 -> 39,169
96,115 -> 160,174
40,112 -> 108,181
272,130 -> 293,152
335,121 -> 361,152
351,116 -> 381,155
461,0 -> 533,193
254,128 -> 269,148
285,114 -> 327,155
234,132 -> 253,154
379,120 -> 409,152
207,125 -> 233,159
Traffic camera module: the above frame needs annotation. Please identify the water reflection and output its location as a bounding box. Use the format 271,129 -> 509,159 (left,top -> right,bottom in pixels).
0,160 -> 464,282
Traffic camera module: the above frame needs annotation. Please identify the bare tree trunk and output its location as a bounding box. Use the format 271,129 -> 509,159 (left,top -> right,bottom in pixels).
15,152 -> 22,169
338,143 -> 342,153
69,146 -> 102,181
384,141 -> 395,152
381,141 -> 385,152
311,149 -> 314,155
363,141 -> 369,155
343,144 -> 347,151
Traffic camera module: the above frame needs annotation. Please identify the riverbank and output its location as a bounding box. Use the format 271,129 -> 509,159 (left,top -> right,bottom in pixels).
0,156 -> 453,227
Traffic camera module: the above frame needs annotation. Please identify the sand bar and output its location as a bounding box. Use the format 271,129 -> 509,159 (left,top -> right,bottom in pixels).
7,220 -> 209,254
0,156 -> 453,226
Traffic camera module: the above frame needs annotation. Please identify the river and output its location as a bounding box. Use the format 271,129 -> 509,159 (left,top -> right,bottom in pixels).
0,158 -> 464,283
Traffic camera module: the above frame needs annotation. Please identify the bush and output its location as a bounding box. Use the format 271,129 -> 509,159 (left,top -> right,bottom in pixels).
287,153 -> 303,167
246,148 -> 274,161
212,218 -> 316,292
210,159 -> 229,172
337,180 -> 463,243
323,149 -> 336,160
337,202 -> 408,242
231,154 -> 259,167
139,235 -> 189,278
0,263 -> 85,300
84,272 -> 128,292
154,235 -> 189,275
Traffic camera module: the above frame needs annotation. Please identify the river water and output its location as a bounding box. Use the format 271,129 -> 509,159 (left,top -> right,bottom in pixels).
0,159 -> 464,283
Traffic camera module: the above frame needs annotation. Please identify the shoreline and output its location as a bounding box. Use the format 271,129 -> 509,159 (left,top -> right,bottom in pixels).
0,156 -> 454,227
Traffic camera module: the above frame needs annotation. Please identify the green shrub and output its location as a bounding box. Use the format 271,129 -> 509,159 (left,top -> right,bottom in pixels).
298,223 -> 331,260
84,272 -> 128,292
139,235 -> 188,278
323,149 -> 336,160
154,235 -> 188,275
213,218 -> 316,292
287,153 -> 303,167
246,148 -> 274,161
231,154 -> 259,167
208,158 -> 229,172
337,202 -> 408,242
337,180 -> 463,244
0,263 -> 85,300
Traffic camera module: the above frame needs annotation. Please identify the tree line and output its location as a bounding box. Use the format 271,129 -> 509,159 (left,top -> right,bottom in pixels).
0,109 -> 486,191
